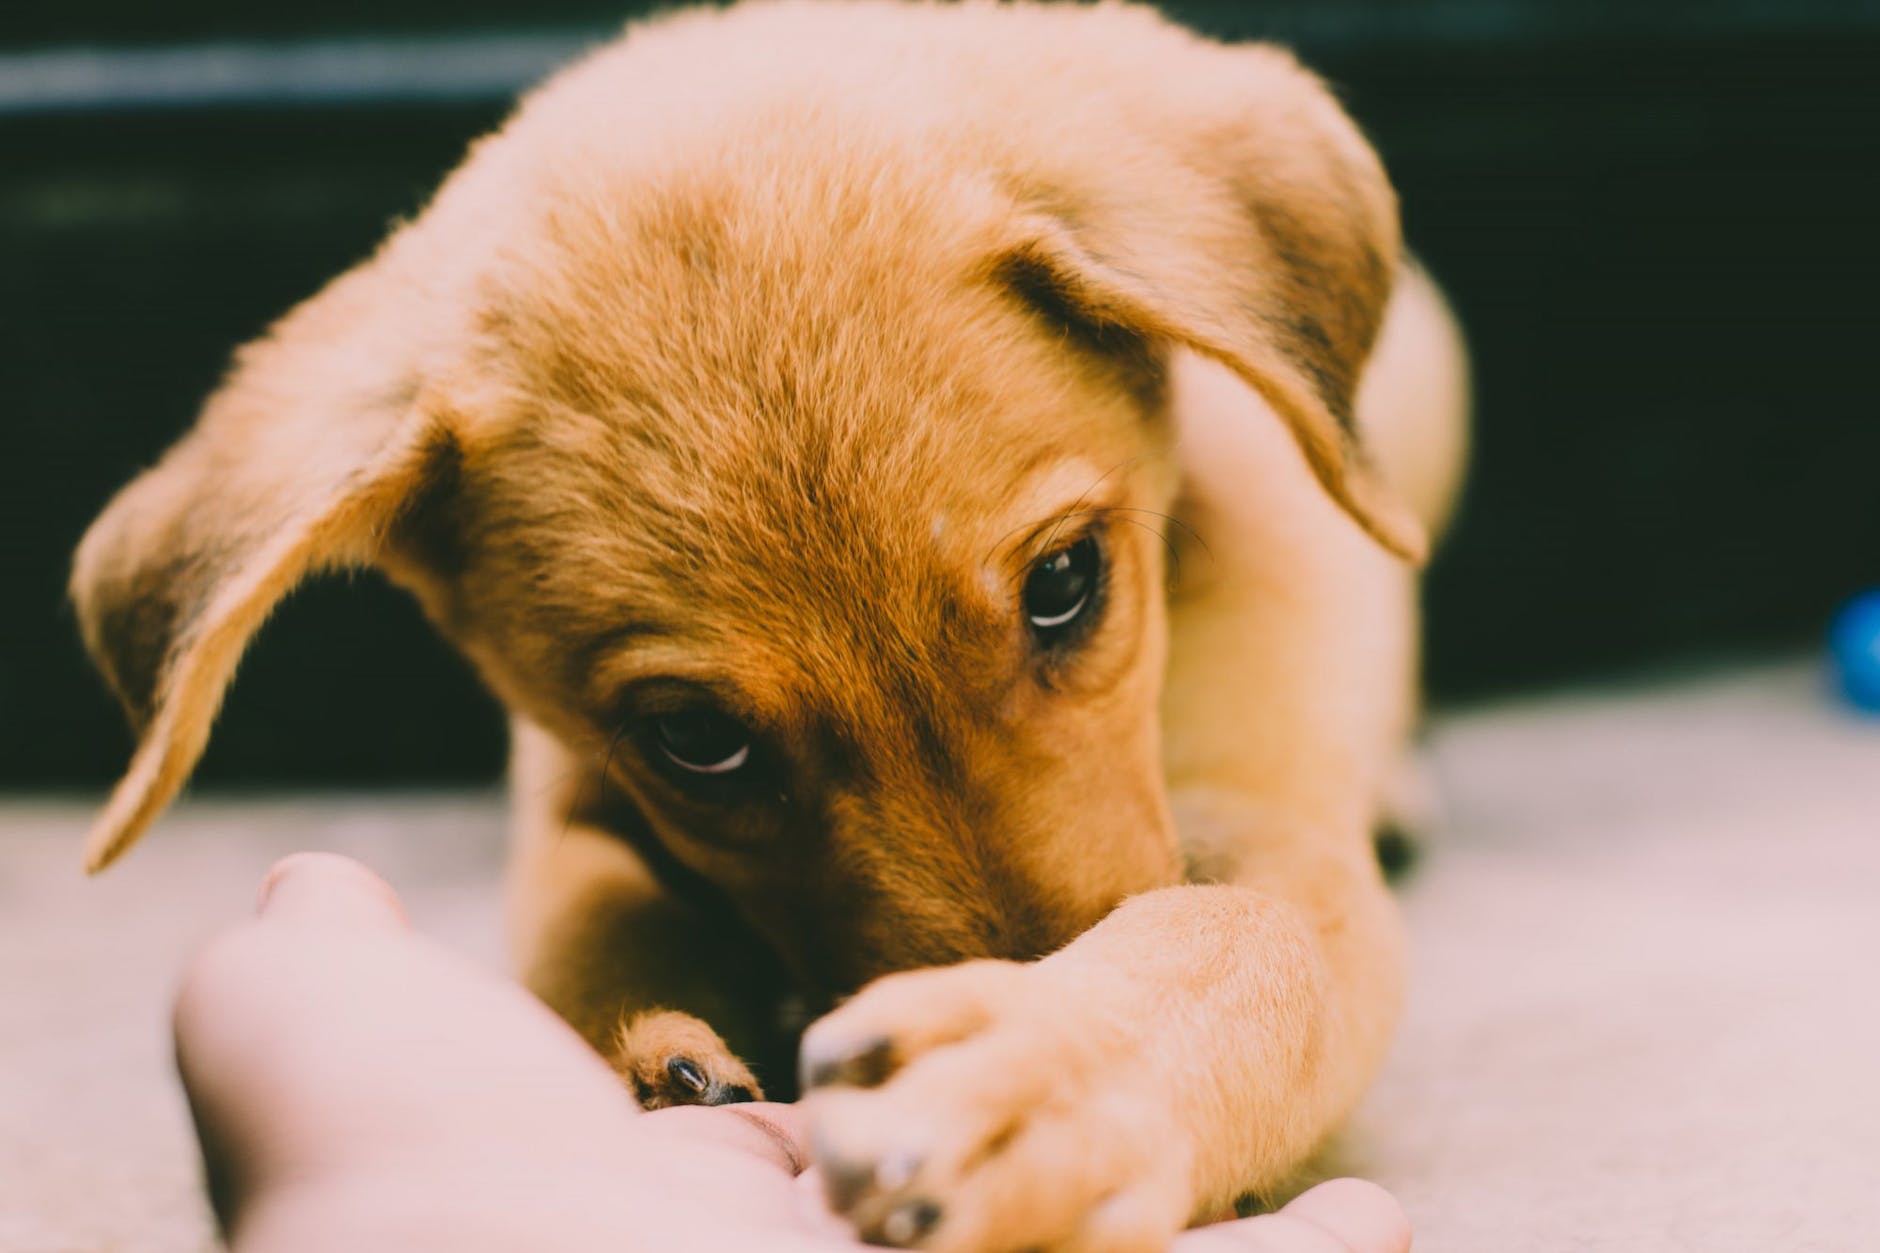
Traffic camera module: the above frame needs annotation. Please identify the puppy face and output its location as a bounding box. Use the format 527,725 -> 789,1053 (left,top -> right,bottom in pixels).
70,2 -> 1419,993
398,210 -> 1185,990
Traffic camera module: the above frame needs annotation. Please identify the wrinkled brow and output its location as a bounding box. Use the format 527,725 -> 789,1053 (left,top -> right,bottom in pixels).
565,619 -> 680,696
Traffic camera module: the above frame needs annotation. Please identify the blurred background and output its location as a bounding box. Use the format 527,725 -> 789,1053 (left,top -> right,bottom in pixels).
5,0 -> 1879,790
6,8 -> 1880,1251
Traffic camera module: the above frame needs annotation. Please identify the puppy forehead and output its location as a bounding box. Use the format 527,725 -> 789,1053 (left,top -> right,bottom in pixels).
454,124 -> 1162,706
529,434 -> 1120,717
617,445 -> 1110,642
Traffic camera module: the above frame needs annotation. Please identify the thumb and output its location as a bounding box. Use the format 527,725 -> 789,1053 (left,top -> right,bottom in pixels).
1172,1179 -> 1411,1252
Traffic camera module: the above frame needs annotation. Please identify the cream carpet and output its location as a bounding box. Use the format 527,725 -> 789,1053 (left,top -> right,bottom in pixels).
3,661 -> 1875,1251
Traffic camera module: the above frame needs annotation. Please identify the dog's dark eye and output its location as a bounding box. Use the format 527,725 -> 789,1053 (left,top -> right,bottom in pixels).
652,707 -> 751,776
1023,535 -> 1101,646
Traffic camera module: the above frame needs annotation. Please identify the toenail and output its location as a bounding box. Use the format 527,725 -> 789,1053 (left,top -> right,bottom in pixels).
881,1199 -> 941,1246
803,1035 -> 895,1089
667,1056 -> 709,1094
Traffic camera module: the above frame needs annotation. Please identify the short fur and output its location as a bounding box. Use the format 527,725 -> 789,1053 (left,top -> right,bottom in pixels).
72,3 -> 1469,1248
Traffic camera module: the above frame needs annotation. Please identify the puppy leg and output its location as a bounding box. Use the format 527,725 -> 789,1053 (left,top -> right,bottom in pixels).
515,821 -> 776,1107
508,718 -> 782,1107
803,274 -> 1466,1245
799,857 -> 1400,1250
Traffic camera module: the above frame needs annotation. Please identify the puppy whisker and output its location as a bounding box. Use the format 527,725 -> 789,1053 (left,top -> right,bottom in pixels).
1098,507 -> 1209,560
559,721 -> 631,846
1034,455 -> 1148,559
1097,512 -> 1185,586
1042,506 -> 1192,588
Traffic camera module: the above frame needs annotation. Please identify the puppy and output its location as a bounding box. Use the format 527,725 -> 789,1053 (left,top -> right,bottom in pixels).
72,2 -> 1468,1248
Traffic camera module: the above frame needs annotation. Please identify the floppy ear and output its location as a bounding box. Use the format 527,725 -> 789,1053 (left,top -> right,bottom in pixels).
71,257 -> 455,871
997,43 -> 1426,562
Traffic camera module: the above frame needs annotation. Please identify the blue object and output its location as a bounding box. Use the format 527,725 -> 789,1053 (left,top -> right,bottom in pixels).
1829,589 -> 1880,713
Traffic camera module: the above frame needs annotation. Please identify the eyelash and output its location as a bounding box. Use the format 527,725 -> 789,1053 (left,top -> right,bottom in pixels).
1024,528 -> 1108,657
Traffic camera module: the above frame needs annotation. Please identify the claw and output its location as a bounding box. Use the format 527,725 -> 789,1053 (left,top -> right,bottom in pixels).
667,1056 -> 710,1095
878,1199 -> 941,1247
802,1033 -> 896,1090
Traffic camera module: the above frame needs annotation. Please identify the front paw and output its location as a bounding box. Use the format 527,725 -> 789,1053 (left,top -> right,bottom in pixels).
800,961 -> 1191,1252
613,1009 -> 763,1109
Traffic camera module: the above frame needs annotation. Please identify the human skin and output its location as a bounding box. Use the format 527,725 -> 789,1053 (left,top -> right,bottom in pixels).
171,853 -> 1411,1253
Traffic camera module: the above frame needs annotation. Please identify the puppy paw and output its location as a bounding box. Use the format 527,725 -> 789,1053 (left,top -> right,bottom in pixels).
613,1009 -> 763,1109
800,961 -> 1192,1252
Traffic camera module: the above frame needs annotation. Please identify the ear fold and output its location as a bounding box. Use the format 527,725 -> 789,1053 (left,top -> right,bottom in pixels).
71,258 -> 454,871
997,41 -> 1427,563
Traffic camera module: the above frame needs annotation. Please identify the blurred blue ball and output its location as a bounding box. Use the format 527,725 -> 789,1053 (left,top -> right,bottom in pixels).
1829,590 -> 1880,712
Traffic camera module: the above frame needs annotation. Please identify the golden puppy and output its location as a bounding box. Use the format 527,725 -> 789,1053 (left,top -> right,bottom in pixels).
72,1 -> 1468,1248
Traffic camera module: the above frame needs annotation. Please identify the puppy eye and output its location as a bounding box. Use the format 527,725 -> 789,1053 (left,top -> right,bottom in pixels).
652,707 -> 751,776
1023,534 -> 1101,646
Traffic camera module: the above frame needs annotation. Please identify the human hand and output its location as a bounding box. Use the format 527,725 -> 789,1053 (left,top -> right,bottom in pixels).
173,853 -> 1409,1252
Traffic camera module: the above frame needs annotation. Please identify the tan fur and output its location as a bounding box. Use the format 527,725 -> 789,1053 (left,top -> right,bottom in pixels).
71,3 -> 1468,1248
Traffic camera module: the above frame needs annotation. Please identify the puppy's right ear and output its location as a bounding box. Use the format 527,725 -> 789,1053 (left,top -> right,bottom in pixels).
71,255 -> 455,872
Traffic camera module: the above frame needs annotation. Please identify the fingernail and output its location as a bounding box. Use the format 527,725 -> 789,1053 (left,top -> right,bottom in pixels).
255,853 -> 406,929
1281,1179 -> 1411,1253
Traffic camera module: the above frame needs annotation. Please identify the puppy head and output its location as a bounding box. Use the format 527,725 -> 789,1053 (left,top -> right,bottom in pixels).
72,4 -> 1413,993
429,210 -> 1187,990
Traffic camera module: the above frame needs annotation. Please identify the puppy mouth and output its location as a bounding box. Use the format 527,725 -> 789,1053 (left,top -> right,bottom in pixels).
787,895 -> 1076,998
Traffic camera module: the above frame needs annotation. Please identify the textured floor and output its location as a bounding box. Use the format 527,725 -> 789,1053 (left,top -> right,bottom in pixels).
2,661 -> 1875,1252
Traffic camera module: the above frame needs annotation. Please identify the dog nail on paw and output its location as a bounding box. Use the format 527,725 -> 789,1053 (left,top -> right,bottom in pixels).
878,1199 -> 942,1247
802,1034 -> 896,1090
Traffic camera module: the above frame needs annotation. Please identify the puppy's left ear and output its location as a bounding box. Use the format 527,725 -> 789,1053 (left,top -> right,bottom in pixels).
999,42 -> 1425,563
70,253 -> 456,871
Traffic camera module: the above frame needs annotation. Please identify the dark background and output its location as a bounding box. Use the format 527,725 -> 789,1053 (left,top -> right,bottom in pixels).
6,1 -> 1878,789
